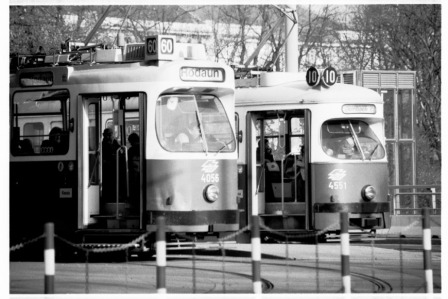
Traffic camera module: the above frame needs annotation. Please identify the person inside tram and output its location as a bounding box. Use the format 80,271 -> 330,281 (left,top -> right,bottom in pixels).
127,132 -> 140,212
175,121 -> 203,144
297,146 -> 306,200
41,127 -> 67,154
257,138 -> 277,201
102,127 -> 120,204
339,137 -> 356,158
257,138 -> 274,163
19,138 -> 34,155
285,146 -> 306,201
161,122 -> 178,150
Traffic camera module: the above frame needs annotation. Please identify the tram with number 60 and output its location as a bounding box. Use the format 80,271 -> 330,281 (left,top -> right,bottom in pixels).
234,67 -> 391,241
10,35 -> 238,252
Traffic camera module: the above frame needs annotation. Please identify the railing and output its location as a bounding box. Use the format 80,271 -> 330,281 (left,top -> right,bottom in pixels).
389,185 -> 441,215
10,212 -> 439,294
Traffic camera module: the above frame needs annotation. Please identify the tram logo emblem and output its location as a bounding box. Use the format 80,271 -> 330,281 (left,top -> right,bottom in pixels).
328,169 -> 346,181
202,160 -> 219,173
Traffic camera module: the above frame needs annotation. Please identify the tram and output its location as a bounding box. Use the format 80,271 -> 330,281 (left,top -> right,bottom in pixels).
235,67 -> 391,241
10,35 -> 238,251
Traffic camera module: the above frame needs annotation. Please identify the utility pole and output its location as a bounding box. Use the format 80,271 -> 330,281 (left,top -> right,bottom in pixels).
284,5 -> 298,72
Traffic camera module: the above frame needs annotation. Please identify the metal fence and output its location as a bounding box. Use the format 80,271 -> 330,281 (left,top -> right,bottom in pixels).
389,185 -> 441,215
10,209 -> 440,294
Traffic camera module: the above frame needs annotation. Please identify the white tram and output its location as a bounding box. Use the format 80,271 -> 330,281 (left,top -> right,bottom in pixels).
10,35 -> 238,251
235,67 -> 391,241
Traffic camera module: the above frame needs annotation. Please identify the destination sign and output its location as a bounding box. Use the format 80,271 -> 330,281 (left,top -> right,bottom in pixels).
342,104 -> 376,114
20,72 -> 53,87
180,67 -> 225,82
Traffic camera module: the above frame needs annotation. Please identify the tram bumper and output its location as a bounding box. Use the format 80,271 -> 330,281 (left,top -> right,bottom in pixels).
314,202 -> 390,213
146,210 -> 240,232
314,202 -> 391,229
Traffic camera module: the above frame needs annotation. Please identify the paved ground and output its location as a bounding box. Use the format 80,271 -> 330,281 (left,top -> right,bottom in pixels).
9,238 -> 442,296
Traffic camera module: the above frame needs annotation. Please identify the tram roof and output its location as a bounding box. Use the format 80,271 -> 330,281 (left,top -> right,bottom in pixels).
10,59 -> 234,88
235,72 -> 382,107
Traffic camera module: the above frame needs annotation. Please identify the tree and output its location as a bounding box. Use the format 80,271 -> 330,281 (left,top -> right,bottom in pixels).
10,6 -> 72,54
332,5 -> 441,185
295,5 -> 339,70
345,5 -> 441,165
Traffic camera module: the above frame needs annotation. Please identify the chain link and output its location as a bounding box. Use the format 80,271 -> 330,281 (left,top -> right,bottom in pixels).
55,231 -> 152,254
259,221 -> 339,240
10,234 -> 45,252
218,224 -> 250,242
385,219 -> 421,238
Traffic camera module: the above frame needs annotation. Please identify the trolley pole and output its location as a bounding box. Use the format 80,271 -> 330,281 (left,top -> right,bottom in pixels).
44,222 -> 55,294
251,215 -> 262,294
340,212 -> 351,293
156,216 -> 167,294
422,208 -> 433,293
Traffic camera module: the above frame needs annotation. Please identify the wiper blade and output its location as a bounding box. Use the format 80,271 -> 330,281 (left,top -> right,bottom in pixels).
348,120 -> 365,161
369,144 -> 379,161
194,109 -> 208,155
215,139 -> 235,155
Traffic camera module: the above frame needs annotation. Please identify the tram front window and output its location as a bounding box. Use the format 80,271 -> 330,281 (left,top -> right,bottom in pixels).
156,94 -> 235,152
322,120 -> 385,160
11,90 -> 70,156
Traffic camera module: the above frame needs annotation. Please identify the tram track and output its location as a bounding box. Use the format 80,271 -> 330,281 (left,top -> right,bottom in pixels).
12,241 -> 437,294
135,258 -> 275,293
351,272 -> 393,293
131,253 -> 394,293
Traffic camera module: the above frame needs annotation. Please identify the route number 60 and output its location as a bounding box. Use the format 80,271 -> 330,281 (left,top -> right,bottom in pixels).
146,37 -> 174,55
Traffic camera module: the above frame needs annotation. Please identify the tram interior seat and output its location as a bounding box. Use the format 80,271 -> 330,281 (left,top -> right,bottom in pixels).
19,139 -> 34,154
264,161 -> 295,203
40,139 -> 54,154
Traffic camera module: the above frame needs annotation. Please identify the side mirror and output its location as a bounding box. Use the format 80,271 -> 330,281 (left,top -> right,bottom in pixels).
238,130 -> 243,143
69,117 -> 75,132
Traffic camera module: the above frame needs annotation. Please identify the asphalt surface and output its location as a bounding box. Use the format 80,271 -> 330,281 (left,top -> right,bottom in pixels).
9,237 -> 442,296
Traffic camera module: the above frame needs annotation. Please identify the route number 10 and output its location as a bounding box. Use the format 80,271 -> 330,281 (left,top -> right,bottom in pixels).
306,67 -> 321,87
321,67 -> 337,87
306,66 -> 338,87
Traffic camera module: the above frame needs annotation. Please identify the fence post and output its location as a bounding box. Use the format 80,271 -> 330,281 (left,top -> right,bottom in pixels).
340,212 -> 351,293
422,208 -> 433,293
251,215 -> 262,294
156,216 -> 167,294
44,222 -> 55,294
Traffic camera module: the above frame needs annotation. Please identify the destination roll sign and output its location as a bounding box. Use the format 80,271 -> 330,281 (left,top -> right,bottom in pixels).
20,72 -> 53,87
306,66 -> 337,87
180,67 -> 225,82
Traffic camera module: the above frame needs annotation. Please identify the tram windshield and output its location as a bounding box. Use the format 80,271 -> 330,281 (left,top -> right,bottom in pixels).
156,94 -> 235,153
11,90 -> 70,156
321,120 -> 385,160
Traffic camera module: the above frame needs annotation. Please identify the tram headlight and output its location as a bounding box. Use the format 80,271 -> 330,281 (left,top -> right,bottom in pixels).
361,185 -> 376,201
204,184 -> 220,202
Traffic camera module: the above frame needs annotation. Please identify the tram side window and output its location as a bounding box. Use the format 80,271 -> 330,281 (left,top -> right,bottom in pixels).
321,120 -> 385,160
156,94 -> 235,152
11,90 -> 70,156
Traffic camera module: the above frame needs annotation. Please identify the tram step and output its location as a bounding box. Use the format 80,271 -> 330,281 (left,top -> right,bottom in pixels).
166,240 -> 237,251
106,218 -> 139,229
91,214 -> 140,219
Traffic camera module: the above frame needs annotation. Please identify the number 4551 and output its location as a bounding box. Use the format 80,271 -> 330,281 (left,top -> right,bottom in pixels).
329,181 -> 347,190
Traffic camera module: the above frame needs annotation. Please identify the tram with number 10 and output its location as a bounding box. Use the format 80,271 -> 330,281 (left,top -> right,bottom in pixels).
10,35 -> 238,252
235,66 -> 391,241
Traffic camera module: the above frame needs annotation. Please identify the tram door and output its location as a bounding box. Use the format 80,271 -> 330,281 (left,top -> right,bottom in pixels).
250,110 -> 309,231
81,93 -> 144,229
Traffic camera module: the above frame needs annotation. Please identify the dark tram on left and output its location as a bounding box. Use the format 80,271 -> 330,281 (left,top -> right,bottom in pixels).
10,35 -> 239,254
